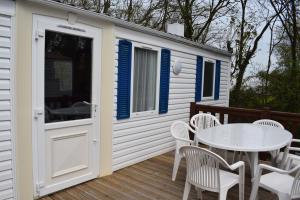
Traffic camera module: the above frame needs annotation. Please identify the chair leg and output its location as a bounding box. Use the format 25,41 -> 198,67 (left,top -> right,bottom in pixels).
172,153 -> 181,181
239,180 -> 244,200
244,152 -> 252,171
183,180 -> 191,200
195,187 -> 203,200
249,181 -> 260,200
218,189 -> 228,200
224,150 -> 228,161
232,151 -> 237,163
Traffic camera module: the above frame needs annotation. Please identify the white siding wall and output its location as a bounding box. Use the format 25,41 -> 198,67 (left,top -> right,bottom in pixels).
112,28 -> 230,171
0,1 -> 15,199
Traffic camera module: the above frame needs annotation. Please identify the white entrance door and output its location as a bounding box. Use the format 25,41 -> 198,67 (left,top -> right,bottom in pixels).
32,15 -> 101,197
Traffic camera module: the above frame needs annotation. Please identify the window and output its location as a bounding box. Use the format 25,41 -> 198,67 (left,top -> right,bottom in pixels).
132,46 -> 159,114
44,30 -> 92,123
203,60 -> 215,98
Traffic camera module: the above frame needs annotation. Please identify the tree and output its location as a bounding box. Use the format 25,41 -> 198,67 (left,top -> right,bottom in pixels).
230,0 -> 279,105
176,0 -> 233,42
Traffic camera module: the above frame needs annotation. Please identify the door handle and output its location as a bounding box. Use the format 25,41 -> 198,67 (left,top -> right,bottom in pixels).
34,108 -> 44,119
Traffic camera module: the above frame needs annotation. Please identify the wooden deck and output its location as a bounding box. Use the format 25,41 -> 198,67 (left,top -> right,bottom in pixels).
40,151 -> 276,200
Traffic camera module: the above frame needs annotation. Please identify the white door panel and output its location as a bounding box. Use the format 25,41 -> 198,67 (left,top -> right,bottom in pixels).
32,15 -> 101,197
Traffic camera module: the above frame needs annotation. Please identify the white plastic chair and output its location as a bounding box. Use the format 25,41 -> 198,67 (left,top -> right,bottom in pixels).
233,119 -> 285,169
171,121 -> 196,181
190,113 -> 221,132
276,139 -> 300,169
190,113 -> 231,161
253,119 -> 285,165
253,119 -> 284,129
250,162 -> 300,200
180,146 -> 245,200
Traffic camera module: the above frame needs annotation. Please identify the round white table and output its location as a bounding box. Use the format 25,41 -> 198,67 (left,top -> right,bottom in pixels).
195,123 -> 293,177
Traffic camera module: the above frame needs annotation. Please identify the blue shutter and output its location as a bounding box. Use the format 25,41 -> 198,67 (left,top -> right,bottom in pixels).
214,60 -> 221,100
117,40 -> 132,120
159,49 -> 171,114
195,56 -> 203,102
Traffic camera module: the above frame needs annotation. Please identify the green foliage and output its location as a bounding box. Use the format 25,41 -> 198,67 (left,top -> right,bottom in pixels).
230,40 -> 300,112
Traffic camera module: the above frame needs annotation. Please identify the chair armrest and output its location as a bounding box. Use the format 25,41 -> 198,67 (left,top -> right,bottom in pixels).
290,139 -> 300,152
229,161 -> 245,171
292,139 -> 300,143
259,164 -> 289,174
289,147 -> 300,151
175,137 -> 194,145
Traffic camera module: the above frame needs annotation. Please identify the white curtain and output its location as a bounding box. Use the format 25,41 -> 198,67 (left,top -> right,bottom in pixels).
133,47 -> 158,112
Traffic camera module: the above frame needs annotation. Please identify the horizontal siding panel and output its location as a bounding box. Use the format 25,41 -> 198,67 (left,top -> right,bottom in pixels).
0,80 -> 9,90
0,26 -> 10,38
113,136 -> 173,159
0,47 -> 10,59
112,146 -> 174,171
0,132 -> 10,142
0,179 -> 12,191
114,113 -> 189,134
0,111 -> 10,121
0,188 -> 13,199
0,170 -> 12,182
0,101 -> 10,111
0,160 -> 11,172
113,127 -> 170,146
0,59 -> 10,69
0,37 -> 10,48
0,69 -> 10,80
0,16 -> 11,27
0,121 -> 10,131
0,141 -> 11,152
0,91 -> 9,100
170,78 -> 195,84
113,141 -> 175,166
0,151 -> 11,162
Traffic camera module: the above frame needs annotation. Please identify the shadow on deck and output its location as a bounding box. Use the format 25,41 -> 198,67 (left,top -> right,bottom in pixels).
40,151 -> 276,200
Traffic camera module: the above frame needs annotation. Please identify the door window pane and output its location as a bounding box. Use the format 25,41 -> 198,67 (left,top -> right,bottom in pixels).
203,61 -> 214,97
45,30 -> 92,123
132,47 -> 158,113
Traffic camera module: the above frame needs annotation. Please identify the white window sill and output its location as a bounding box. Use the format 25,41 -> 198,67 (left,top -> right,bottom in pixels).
131,110 -> 158,118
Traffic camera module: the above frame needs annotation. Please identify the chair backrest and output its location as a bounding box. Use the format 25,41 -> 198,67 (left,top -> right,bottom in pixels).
171,121 -> 194,153
180,146 -> 228,192
253,119 -> 284,129
190,113 -> 221,132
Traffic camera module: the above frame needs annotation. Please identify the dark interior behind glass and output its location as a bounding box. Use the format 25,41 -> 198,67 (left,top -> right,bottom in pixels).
203,61 -> 214,97
44,30 -> 92,123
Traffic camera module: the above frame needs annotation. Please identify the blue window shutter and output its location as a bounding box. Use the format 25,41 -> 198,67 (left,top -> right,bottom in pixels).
214,60 -> 221,100
195,56 -> 203,102
117,40 -> 132,120
159,49 -> 171,114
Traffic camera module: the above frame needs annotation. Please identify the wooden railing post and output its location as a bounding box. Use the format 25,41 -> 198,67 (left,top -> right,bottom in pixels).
190,102 -> 196,120
189,102 -> 197,140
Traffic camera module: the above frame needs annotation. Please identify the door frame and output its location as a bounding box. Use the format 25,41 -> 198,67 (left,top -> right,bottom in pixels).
31,14 -> 101,197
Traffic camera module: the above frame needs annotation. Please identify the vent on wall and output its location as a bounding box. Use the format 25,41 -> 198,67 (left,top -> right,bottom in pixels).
167,23 -> 184,37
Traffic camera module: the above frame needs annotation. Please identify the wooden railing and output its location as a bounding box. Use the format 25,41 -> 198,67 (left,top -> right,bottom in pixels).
190,102 -> 300,137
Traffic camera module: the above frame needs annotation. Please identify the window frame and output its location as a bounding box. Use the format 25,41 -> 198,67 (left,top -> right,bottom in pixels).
130,42 -> 161,118
201,58 -> 216,100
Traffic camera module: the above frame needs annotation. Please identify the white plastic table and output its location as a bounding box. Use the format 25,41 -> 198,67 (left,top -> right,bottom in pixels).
195,123 -> 293,177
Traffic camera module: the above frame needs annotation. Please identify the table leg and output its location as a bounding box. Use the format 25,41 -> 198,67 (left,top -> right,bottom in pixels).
249,152 -> 258,179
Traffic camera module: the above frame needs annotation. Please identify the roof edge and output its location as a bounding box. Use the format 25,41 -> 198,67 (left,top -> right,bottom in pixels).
27,0 -> 232,57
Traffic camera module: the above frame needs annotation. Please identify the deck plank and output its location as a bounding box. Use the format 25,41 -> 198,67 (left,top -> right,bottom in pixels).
40,151 -> 276,200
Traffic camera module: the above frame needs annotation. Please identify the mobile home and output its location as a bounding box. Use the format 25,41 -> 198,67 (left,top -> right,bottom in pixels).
0,0 -> 231,199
